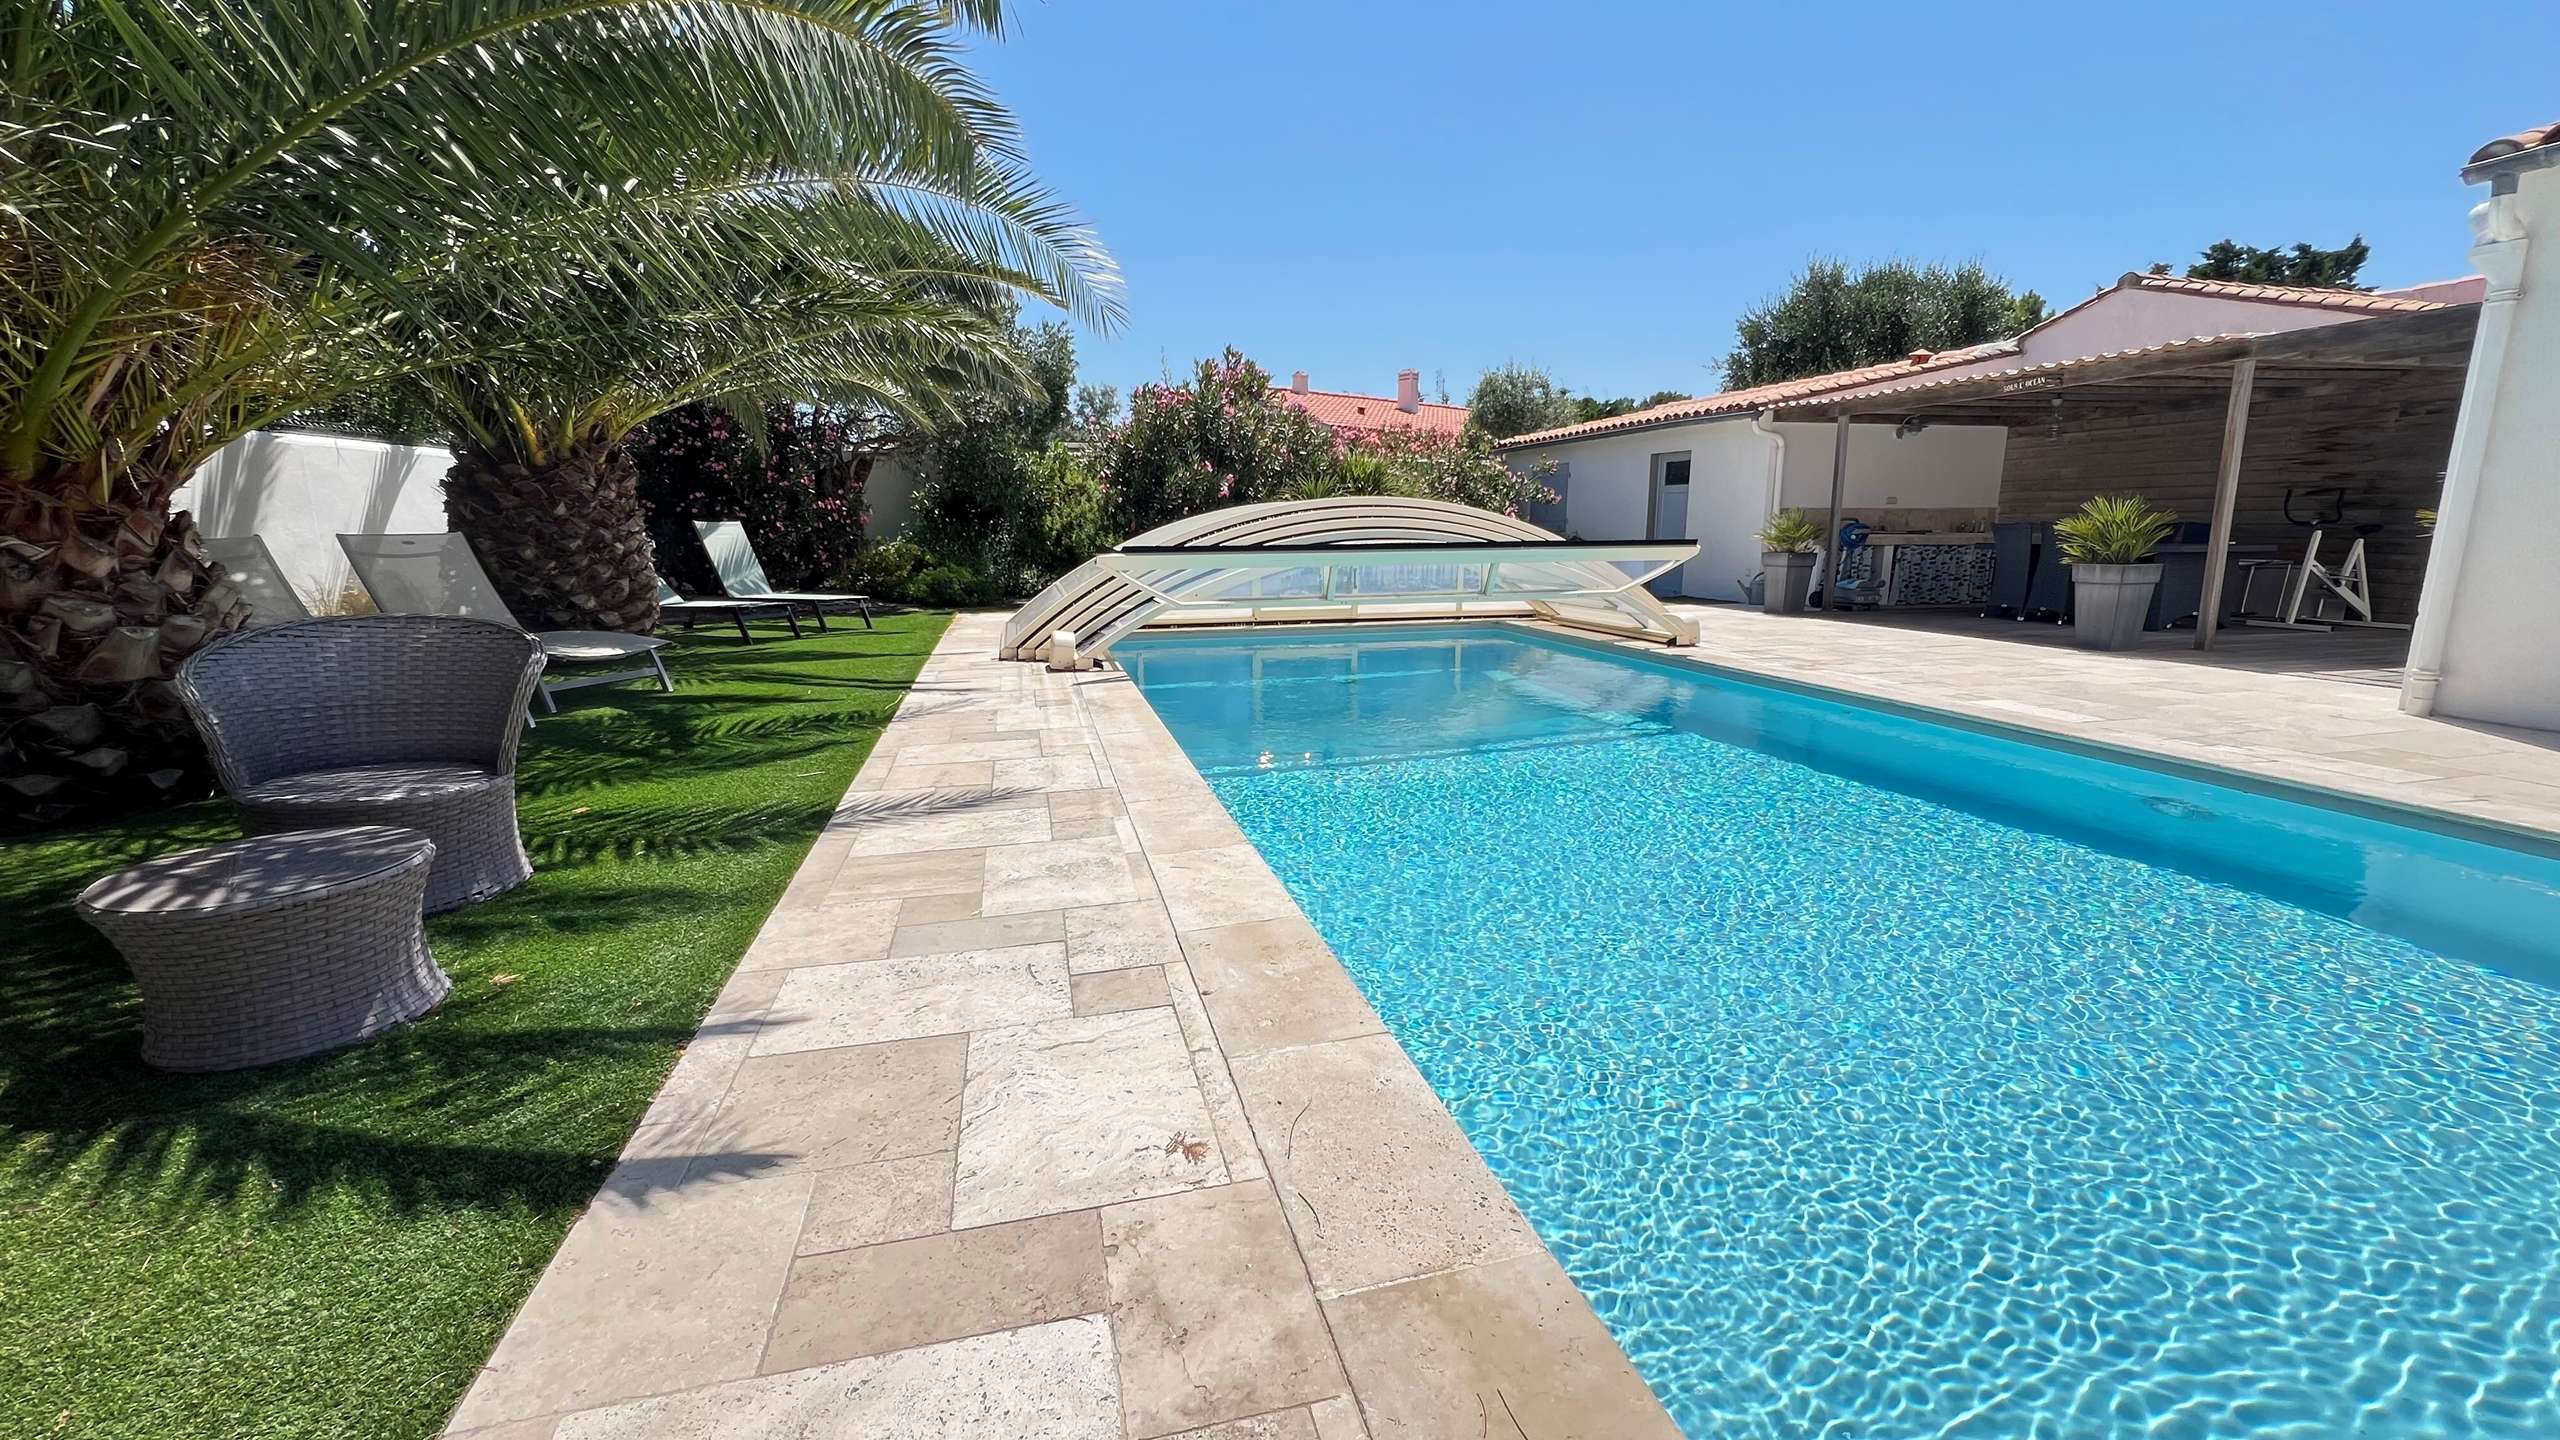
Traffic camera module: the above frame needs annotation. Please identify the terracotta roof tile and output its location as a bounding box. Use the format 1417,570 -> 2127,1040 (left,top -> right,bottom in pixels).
1769,332 -> 2266,412
1273,387 -> 1469,439
1494,341 -> 2017,449
2470,120 -> 2560,168
2125,272 -> 2454,314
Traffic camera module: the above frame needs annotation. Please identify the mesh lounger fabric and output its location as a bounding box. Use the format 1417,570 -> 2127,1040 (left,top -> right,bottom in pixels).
693,520 -> 873,622
201,534 -> 316,627
337,531 -> 675,664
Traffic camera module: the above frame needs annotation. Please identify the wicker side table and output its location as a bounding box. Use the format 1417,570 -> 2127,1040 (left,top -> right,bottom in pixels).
77,826 -> 451,1072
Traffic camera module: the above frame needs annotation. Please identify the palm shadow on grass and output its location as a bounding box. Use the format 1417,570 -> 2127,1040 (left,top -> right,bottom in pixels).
0,612 -> 953,1440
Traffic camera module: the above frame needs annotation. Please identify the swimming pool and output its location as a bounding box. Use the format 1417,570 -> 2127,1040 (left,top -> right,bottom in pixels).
1116,623 -> 2560,1438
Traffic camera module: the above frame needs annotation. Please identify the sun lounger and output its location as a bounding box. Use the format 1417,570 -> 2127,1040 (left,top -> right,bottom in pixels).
337,532 -> 674,714
654,579 -> 803,642
693,520 -> 873,629
200,534 -> 316,628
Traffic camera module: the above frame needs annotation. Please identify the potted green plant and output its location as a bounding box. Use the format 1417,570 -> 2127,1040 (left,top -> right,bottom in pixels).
1755,509 -> 1825,614
2053,495 -> 2177,650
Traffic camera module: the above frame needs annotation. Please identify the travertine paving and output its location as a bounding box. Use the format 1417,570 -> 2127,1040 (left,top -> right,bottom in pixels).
449,605 -> 2560,1440
446,611 -> 1677,1440
1658,604 -> 2560,838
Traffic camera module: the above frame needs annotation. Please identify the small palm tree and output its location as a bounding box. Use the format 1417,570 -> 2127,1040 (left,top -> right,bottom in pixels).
1,0 -> 1116,817
2053,495 -> 2177,566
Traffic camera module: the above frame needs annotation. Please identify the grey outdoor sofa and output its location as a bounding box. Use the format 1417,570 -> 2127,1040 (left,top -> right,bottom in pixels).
177,615 -> 548,913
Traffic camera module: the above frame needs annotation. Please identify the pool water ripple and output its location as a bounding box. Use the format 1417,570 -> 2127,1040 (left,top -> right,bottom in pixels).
1121,628 -> 2560,1438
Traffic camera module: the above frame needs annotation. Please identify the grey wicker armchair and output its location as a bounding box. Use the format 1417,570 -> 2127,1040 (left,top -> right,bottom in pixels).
178,616 -> 548,913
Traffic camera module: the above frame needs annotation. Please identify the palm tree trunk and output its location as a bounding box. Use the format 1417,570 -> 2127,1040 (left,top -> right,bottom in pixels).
1,468 -> 246,826
444,438 -> 661,632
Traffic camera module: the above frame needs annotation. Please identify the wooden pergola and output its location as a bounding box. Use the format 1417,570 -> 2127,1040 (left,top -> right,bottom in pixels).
1772,306 -> 2479,648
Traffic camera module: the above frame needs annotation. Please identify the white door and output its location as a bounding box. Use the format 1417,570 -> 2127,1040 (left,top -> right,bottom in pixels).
1647,453 -> 1691,597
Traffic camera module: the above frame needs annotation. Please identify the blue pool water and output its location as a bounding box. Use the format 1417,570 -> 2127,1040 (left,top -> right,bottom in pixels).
1116,624 -> 2560,1439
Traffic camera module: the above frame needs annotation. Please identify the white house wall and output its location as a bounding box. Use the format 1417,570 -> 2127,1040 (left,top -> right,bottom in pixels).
2425,164 -> 2560,730
174,430 -> 453,610
1775,421 -> 2008,512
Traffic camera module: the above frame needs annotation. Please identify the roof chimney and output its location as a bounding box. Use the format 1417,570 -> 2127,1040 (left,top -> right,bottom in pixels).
1907,349 -> 1934,365
1290,370 -> 1309,395
1395,368 -> 1421,413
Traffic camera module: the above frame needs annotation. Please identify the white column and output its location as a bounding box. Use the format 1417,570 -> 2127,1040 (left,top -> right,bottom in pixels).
2401,184 -> 2534,717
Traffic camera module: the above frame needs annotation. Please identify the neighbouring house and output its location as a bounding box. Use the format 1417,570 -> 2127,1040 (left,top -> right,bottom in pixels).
1273,368 -> 1469,441
1498,271 -> 2486,604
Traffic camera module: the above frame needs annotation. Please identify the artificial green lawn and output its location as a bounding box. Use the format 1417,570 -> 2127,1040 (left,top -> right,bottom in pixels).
0,610 -> 951,1440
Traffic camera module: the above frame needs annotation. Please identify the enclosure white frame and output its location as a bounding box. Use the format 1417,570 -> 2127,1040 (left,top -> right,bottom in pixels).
999,498 -> 1699,663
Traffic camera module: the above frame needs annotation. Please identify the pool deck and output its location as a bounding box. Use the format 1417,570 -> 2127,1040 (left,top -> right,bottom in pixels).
445,605 -> 2560,1440
1658,603 -> 2560,839
443,609 -> 1678,1440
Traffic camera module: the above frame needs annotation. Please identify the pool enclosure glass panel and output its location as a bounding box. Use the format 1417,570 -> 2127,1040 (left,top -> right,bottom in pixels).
996,497 -> 1701,662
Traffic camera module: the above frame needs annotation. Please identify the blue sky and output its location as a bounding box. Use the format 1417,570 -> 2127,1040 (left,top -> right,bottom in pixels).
970,2 -> 2559,406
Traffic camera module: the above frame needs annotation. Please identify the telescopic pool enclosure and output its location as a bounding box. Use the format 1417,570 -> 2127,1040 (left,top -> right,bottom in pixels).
997,497 -> 1701,664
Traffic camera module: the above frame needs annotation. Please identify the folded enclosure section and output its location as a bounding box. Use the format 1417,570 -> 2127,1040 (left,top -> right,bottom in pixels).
999,497 -> 1699,662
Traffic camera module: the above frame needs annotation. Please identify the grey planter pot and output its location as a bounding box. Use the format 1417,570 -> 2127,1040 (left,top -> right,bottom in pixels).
1762,551 -> 1817,614
2071,562 -> 2162,650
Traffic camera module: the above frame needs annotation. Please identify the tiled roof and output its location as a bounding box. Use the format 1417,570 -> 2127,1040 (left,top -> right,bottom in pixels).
2123,272 -> 2457,314
1768,331 -> 2266,412
1274,387 -> 1469,439
1494,341 -> 2018,449
2470,120 -> 2560,167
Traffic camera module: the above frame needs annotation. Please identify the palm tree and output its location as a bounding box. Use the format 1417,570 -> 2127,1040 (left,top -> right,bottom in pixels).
1,0 -> 1116,819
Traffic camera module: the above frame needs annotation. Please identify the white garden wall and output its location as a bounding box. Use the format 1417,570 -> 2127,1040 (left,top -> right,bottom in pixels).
173,430 -> 453,610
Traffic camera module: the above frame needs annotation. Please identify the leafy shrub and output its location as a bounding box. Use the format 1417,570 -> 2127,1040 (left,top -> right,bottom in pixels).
632,403 -> 870,591
2053,495 -> 2176,566
1094,349 -> 1340,535
1756,509 -> 1824,554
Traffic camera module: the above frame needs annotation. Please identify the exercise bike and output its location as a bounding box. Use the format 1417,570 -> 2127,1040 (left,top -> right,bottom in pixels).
2233,487 -> 2409,632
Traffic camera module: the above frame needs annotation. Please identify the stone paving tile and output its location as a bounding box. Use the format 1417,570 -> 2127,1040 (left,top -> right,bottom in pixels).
1178,917 -> 1385,1058
1321,1251 -> 1681,1440
1102,1182 -> 1345,1438
798,1151 -> 955,1255
763,1210 -> 1106,1372
889,908 -> 1065,958
953,1008 -> 1227,1228
1065,899 -> 1186,974
981,835 -> 1150,915
1231,1033 -> 1542,1297
1070,964 -> 1171,1016
550,1317 -> 1122,1439
1125,796 -> 1249,853
895,891 -> 982,925
1163,961 -> 1267,1187
1151,844 -> 1299,932
825,847 -> 986,904
878,759 -> 995,790
447,1172 -> 815,1430
1157,1409 -> 1320,1439
1049,788 -> 1127,821
1309,1396 -> 1371,1439
679,1037 -> 965,1182
996,753 -> 1105,791
845,805 -> 1052,857
736,898 -> 902,971
896,736 -> 1043,766
751,946 -> 1070,1056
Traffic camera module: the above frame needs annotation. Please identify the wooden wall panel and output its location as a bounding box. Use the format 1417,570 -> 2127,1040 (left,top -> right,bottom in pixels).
1994,370 -> 2462,623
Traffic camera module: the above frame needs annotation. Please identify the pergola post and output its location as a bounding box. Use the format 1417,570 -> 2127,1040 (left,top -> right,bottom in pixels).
1818,412 -> 1853,612
2194,358 -> 2258,651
